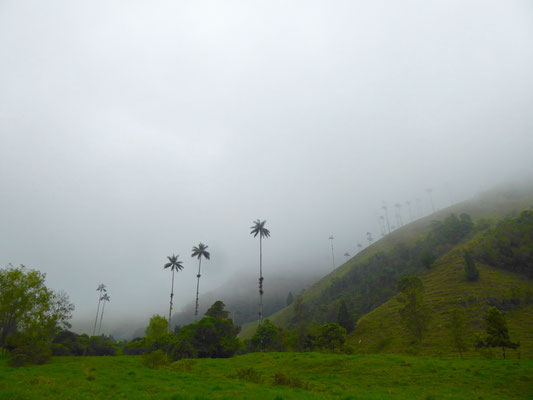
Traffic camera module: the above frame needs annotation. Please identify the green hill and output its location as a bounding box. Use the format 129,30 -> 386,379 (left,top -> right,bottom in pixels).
240,183 -> 533,356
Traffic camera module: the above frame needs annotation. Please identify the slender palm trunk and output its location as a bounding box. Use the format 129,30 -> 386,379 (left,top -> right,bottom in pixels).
194,258 -> 202,320
98,301 -> 106,335
92,292 -> 102,336
330,239 -> 335,270
168,269 -> 175,332
384,209 -> 391,233
258,235 -> 263,324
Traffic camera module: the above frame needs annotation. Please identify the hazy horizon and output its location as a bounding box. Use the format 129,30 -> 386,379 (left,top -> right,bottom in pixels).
1,1 -> 532,335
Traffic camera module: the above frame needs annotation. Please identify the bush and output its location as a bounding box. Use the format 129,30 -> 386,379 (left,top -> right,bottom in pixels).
231,367 -> 263,383
272,372 -> 309,389
141,350 -> 169,369
122,338 -> 148,355
6,333 -> 52,366
170,359 -> 196,372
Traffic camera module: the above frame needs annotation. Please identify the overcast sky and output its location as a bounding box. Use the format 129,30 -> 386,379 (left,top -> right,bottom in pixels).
1,1 -> 532,333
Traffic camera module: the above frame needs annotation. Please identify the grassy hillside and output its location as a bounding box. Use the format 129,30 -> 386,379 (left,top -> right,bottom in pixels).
240,183 -> 533,339
350,243 -> 533,357
1,353 -> 532,399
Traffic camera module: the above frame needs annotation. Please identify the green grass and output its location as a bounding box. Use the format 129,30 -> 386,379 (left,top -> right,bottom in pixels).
0,353 -> 532,399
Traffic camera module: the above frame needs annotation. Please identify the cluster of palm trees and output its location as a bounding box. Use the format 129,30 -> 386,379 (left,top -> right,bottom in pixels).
163,243 -> 211,331
92,284 -> 110,336
162,219 -> 271,331
332,188 -> 444,270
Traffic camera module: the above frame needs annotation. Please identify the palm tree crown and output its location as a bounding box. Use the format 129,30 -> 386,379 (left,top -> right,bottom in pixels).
164,254 -> 184,272
191,243 -> 210,260
250,219 -> 270,239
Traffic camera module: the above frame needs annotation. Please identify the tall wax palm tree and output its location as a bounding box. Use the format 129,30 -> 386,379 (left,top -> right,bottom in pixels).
191,243 -> 210,320
92,284 -> 106,336
382,202 -> 391,233
426,188 -> 435,213
250,219 -> 270,324
328,235 -> 335,270
164,254 -> 184,332
97,293 -> 110,335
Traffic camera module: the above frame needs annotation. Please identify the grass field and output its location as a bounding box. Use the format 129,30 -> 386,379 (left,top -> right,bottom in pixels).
1,353 -> 532,400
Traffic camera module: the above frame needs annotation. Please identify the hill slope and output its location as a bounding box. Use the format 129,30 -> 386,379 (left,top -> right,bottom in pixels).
240,183 -> 533,341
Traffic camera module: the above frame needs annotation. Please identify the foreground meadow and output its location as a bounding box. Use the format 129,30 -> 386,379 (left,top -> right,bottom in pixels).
0,353 -> 532,400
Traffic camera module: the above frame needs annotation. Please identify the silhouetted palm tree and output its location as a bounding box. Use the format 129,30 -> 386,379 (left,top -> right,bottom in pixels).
164,254 -> 184,332
366,232 -> 373,244
191,243 -> 210,320
97,293 -> 110,335
426,188 -> 435,213
250,219 -> 270,324
394,203 -> 403,227
406,200 -> 413,221
328,235 -> 335,270
92,284 -> 106,336
382,202 -> 391,233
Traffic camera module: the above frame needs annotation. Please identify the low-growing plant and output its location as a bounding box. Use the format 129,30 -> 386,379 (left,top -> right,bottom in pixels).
141,350 -> 170,369
231,367 -> 263,383
272,371 -> 309,389
170,359 -> 196,372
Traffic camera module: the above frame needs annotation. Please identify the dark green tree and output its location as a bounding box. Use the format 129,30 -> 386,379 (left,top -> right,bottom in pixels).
484,307 -> 519,359
420,250 -> 436,269
286,291 -> 294,306
464,250 -> 479,282
337,300 -> 355,333
205,300 -> 229,319
171,301 -> 240,360
397,276 -> 429,343
250,219 -> 270,324
191,243 -> 210,320
250,319 -> 284,351
450,308 -> 467,358
163,254 -> 184,331
313,322 -> 347,351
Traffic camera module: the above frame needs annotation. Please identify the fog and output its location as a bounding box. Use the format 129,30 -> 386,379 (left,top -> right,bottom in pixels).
1,1 -> 532,335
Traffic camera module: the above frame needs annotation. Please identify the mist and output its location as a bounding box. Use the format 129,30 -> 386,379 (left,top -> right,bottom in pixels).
1,1 -> 532,335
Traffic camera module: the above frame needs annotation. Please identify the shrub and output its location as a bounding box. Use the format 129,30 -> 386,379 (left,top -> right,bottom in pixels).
6,333 -> 52,366
272,372 -> 309,389
170,359 -> 196,372
141,350 -> 169,369
232,367 -> 262,383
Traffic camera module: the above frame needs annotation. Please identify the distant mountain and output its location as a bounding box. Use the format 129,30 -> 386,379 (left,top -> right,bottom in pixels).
170,270 -> 322,327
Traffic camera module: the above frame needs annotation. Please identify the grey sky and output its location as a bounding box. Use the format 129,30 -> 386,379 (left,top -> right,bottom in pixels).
1,1 -> 532,333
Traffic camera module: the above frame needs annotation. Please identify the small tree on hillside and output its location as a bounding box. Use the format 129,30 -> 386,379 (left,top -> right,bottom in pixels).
205,301 -> 229,319
397,276 -> 430,344
313,322 -> 347,351
250,319 -> 284,352
337,300 -> 355,333
464,250 -> 479,282
420,250 -> 436,269
145,315 -> 168,345
449,308 -> 467,358
286,292 -> 294,306
483,307 -> 519,359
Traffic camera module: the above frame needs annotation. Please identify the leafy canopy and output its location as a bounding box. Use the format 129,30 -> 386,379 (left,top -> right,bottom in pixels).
164,254 -> 184,272
191,243 -> 210,260
250,219 -> 270,239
